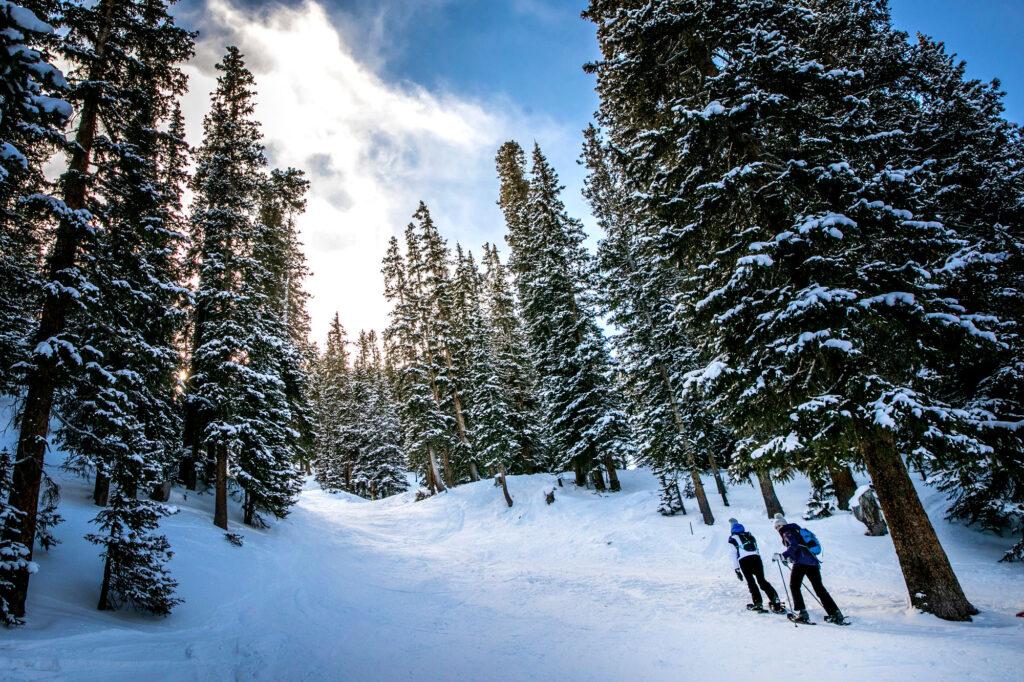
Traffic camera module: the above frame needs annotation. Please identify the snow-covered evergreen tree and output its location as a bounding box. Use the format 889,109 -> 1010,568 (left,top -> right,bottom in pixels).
312,314 -> 351,492
496,140 -> 629,489
0,0 -> 69,624
479,244 -> 546,473
902,37 -> 1024,558
188,47 -> 301,531
584,124 -> 720,521
382,233 -> 450,493
584,0 -> 983,619
3,0 -> 196,620
0,0 -> 68,395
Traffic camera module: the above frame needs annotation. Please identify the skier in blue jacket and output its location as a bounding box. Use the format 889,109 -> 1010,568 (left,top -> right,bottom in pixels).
773,514 -> 846,624
728,518 -> 785,613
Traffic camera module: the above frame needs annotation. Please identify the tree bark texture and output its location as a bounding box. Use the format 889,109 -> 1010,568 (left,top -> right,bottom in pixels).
858,429 -> 977,621
757,470 -> 784,520
214,446 -> 229,530
830,465 -> 857,511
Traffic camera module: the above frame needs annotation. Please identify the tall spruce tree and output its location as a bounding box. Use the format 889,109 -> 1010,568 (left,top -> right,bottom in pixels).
0,1 -> 69,625
2,0 -> 199,620
382,233 -> 449,493
584,124 -> 720,522
905,37 -> 1024,558
0,0 -> 68,396
480,243 -> 546,473
56,0 -> 193,612
496,141 -> 628,489
584,0 -> 981,620
312,313 -> 351,491
188,47 -> 301,531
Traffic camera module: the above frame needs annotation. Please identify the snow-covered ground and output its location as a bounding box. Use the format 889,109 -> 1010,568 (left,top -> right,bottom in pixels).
2,463 -> 1022,681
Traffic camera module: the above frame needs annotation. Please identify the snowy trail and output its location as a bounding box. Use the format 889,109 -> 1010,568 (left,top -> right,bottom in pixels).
2,469 -> 1023,681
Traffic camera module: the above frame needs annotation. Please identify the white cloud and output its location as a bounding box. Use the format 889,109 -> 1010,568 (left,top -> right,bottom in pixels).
181,0 -> 590,343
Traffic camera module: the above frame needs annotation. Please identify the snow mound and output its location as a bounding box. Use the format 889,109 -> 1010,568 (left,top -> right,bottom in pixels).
1,467 -> 1022,681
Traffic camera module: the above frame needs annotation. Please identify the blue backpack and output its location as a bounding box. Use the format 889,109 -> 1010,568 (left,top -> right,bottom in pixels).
799,527 -> 822,555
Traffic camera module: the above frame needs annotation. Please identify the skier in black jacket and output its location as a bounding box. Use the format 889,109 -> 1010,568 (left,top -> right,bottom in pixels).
728,518 -> 784,613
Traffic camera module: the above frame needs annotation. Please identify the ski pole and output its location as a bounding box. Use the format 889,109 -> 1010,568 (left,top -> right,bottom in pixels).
778,556 -> 825,610
773,554 -> 793,613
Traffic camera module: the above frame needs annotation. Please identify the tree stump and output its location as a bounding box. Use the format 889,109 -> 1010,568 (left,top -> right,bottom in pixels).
545,489 -> 555,505
852,485 -> 888,536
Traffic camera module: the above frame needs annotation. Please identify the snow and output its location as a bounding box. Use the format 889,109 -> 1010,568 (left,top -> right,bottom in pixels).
1,463 -> 1022,680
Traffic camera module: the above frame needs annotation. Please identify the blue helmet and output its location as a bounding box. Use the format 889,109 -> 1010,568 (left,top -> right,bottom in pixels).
730,522 -> 745,534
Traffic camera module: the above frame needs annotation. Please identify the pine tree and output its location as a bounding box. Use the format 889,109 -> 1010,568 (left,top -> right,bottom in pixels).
584,0 -> 980,619
188,47 -> 300,530
409,204 -> 480,483
480,244 -> 546,473
903,37 -> 1024,559
2,0 -> 197,620
0,1 -> 69,625
656,466 -> 686,517
312,314 -> 351,492
583,124 -> 718,521
450,247 -> 521,478
382,234 -> 449,493
0,0 -> 68,395
496,141 -> 629,489
56,0 -> 193,611
257,168 -> 315,475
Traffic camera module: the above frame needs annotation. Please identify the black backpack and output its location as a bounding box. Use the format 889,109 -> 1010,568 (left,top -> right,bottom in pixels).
735,531 -> 757,553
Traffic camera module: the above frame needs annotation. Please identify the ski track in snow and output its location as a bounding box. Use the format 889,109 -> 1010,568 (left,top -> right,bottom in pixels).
1,467 -> 1022,681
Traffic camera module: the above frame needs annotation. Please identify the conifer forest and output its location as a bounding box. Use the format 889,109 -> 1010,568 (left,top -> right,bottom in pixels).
0,1 -> 1022,679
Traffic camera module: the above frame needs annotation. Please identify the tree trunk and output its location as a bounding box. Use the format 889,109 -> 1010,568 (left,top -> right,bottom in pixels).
96,552 -> 113,611
602,455 -> 621,492
859,429 -> 977,621
243,491 -> 254,527
440,450 -> 455,488
150,479 -> 172,503
673,477 -> 687,515
830,465 -> 857,511
0,0 -> 119,619
497,464 -> 513,507
428,445 -> 447,493
468,461 -> 481,482
214,445 -> 229,530
181,447 -> 197,491
573,456 -> 587,487
709,452 -> 728,506
93,468 -> 110,507
757,469 -> 784,519
591,466 -> 607,491
658,364 -> 713,525
689,468 -> 715,525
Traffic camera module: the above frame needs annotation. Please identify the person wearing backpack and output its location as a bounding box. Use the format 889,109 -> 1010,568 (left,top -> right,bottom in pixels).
772,514 -> 847,625
728,518 -> 785,613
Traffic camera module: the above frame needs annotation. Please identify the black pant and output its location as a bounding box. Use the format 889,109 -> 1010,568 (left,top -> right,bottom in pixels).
790,563 -> 839,615
739,555 -> 779,606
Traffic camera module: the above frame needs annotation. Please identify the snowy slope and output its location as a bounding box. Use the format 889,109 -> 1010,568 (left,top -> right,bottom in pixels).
1,464 -> 1022,681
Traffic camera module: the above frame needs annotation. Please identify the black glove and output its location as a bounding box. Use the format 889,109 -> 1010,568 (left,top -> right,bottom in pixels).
735,569 -> 743,581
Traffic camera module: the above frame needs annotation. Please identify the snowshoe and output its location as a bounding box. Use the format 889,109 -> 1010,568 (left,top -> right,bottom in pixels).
787,610 -> 815,625
769,601 -> 786,614
824,611 -> 851,626
746,603 -> 769,614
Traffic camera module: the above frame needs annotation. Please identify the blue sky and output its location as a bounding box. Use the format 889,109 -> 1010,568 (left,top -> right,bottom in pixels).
176,1 -> 1023,341
348,0 -> 1023,125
